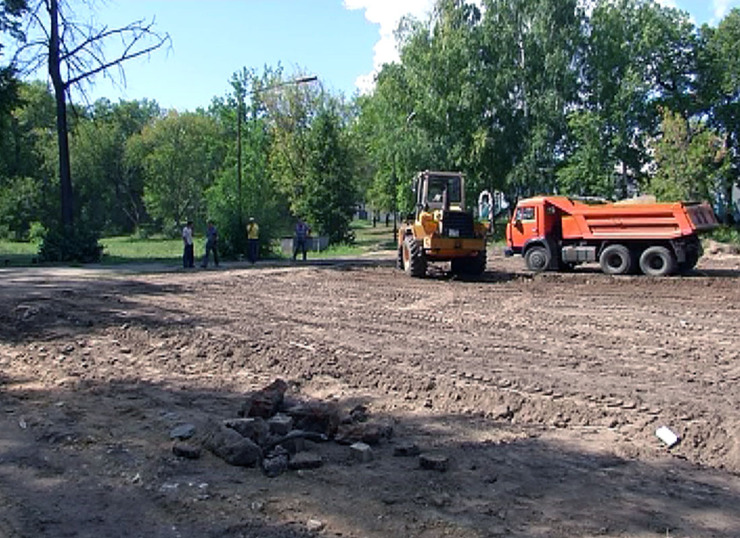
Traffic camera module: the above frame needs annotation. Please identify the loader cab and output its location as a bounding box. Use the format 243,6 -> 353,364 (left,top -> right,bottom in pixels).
415,171 -> 465,216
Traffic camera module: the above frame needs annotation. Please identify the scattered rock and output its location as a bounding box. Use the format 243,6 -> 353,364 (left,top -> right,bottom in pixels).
170,423 -> 196,440
267,413 -> 294,436
349,404 -> 369,423
306,519 -> 325,532
335,422 -> 393,446
203,421 -> 262,467
172,443 -> 201,459
223,417 -> 269,445
239,379 -> 288,418
262,446 -> 289,477
285,401 -> 340,437
393,442 -> 420,457
350,441 -> 373,463
288,452 -> 323,470
419,453 -> 449,472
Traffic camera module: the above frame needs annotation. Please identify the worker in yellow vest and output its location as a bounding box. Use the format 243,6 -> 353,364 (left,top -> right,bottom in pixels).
246,217 -> 259,263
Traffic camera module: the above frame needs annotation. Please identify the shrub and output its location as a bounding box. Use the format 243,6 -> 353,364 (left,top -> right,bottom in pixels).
39,226 -> 103,263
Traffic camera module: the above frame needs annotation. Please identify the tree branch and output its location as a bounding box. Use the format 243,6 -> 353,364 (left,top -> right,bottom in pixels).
64,33 -> 167,87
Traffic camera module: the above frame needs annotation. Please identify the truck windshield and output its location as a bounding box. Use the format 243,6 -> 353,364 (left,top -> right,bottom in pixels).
427,175 -> 462,204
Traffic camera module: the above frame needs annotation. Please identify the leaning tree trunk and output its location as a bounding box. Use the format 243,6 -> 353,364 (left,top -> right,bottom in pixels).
48,0 -> 74,229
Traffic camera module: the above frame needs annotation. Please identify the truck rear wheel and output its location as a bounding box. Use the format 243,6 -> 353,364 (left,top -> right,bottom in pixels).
639,246 -> 676,276
525,245 -> 550,272
599,244 -> 632,275
679,250 -> 700,273
402,236 -> 427,277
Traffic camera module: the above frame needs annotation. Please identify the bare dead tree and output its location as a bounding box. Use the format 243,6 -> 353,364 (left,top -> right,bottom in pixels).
14,0 -> 169,230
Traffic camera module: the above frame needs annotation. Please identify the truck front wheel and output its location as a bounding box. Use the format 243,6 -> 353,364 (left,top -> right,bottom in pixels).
525,246 -> 550,272
599,244 -> 632,275
639,246 -> 676,276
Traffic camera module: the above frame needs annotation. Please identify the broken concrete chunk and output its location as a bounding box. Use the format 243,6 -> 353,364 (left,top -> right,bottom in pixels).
285,401 -> 340,437
335,422 -> 393,446
170,423 -> 196,440
288,452 -> 323,470
262,446 -> 289,477
349,404 -> 369,423
239,379 -> 288,419
350,441 -> 373,463
393,442 -> 421,457
172,443 -> 201,459
203,421 -> 262,467
267,413 -> 294,436
419,453 -> 449,472
223,417 -> 269,445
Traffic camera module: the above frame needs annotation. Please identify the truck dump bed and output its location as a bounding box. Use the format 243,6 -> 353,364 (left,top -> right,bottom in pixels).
545,197 -> 718,240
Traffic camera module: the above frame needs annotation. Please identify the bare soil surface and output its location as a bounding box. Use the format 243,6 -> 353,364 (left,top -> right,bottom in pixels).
1,250 -> 740,538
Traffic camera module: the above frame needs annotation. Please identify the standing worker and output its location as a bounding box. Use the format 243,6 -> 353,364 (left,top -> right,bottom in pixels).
201,220 -> 219,268
246,217 -> 260,264
182,220 -> 194,268
292,217 -> 311,261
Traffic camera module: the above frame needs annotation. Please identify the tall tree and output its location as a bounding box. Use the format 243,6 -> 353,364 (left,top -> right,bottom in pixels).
647,108 -> 729,202
299,103 -> 357,243
129,110 -> 225,232
12,0 -> 168,258
698,9 -> 740,221
479,0 -> 582,199
577,0 -> 698,198
71,98 -> 159,234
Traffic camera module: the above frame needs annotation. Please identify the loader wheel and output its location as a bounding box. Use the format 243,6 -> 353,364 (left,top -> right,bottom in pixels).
469,250 -> 487,276
396,242 -> 404,270
599,244 -> 632,275
639,246 -> 676,277
402,236 -> 427,277
524,245 -> 550,272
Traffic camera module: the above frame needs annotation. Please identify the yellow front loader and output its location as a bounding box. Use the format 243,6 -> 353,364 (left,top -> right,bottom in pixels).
397,171 -> 488,278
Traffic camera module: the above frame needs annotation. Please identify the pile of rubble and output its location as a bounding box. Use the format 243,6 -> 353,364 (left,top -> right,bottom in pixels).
170,379 -> 446,477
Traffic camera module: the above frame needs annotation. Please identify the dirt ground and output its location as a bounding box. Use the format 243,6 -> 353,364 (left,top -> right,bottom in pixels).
1,248 -> 740,538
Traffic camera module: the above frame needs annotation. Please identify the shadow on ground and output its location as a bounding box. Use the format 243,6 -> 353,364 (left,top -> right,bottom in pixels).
1,376 -> 738,538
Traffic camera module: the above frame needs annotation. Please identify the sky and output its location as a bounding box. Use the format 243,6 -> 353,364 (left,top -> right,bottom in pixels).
32,0 -> 740,111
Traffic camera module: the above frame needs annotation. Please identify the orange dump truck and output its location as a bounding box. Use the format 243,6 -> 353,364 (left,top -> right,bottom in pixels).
505,196 -> 718,276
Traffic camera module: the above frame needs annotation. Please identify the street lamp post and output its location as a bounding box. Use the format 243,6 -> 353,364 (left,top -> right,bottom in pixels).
392,112 -> 417,243
235,75 -> 318,244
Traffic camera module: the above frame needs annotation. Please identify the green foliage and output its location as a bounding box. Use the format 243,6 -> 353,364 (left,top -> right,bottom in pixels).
70,99 -> 160,234
709,225 -> 740,245
647,108 -> 729,202
0,175 -> 41,239
264,73 -> 358,244
295,104 -> 357,244
557,111 -> 615,198
6,1 -> 740,260
38,225 -> 103,263
131,110 -> 226,233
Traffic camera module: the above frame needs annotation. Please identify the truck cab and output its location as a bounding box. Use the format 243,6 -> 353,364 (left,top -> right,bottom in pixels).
505,197 -> 564,270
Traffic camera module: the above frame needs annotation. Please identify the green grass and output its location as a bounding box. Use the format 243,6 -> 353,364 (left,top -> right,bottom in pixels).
709,225 -> 740,246
282,220 -> 398,259
0,221 -> 399,267
0,240 -> 39,266
99,235 -> 185,265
